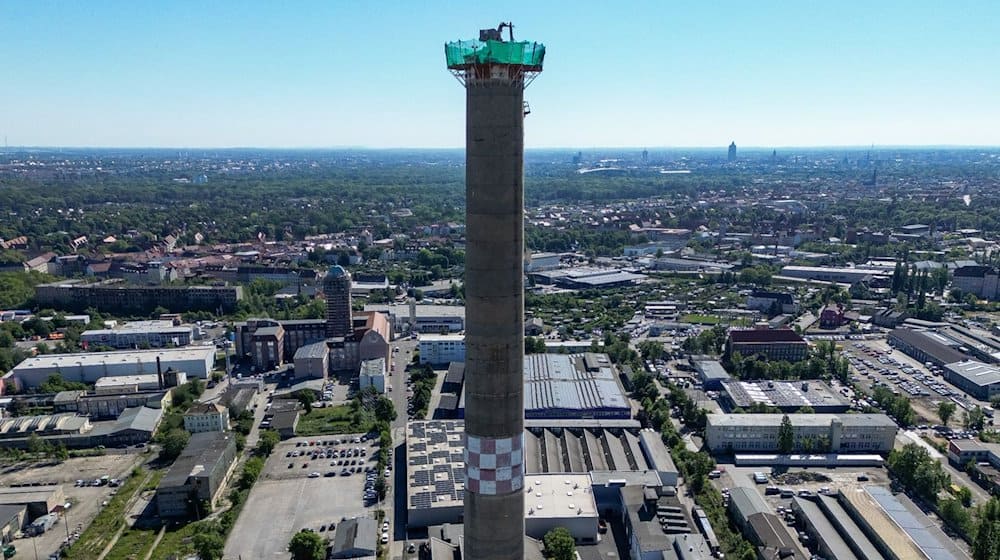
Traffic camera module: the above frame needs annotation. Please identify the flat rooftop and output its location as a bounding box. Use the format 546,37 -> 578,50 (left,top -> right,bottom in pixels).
721,380 -> 850,410
407,420 -> 465,512
365,304 -> 465,319
9,346 -> 214,372
94,374 -> 160,387
707,413 -> 896,429
524,474 -> 597,520
945,360 -> 1000,388
407,421 -> 669,513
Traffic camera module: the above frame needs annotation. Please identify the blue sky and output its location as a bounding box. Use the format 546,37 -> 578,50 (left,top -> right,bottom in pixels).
2,1 -> 998,148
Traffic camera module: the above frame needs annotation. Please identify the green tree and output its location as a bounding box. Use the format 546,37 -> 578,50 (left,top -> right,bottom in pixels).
373,396 -> 397,424
288,530 -> 326,560
542,527 -> 576,560
939,401 -> 957,427
966,406 -> 988,431
26,433 -> 45,455
973,498 -> 1000,560
257,430 -> 280,456
777,414 -> 795,454
192,531 -> 225,560
162,429 -> 190,460
638,340 -> 665,362
888,443 -> 949,503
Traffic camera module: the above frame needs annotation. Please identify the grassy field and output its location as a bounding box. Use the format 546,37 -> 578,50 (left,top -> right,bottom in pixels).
680,313 -> 722,325
147,523 -> 200,560
103,527 -> 158,560
296,404 -> 371,436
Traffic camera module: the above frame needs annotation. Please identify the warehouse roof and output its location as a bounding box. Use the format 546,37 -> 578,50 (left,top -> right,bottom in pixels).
694,360 -> 731,382
523,353 -> 628,414
293,341 -> 328,360
8,347 -> 214,373
889,328 -> 967,364
728,487 -> 770,521
945,361 -> 1000,388
159,432 -> 234,488
862,486 -> 964,560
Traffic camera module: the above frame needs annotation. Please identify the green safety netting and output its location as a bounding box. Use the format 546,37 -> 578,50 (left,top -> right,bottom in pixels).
445,40 -> 545,68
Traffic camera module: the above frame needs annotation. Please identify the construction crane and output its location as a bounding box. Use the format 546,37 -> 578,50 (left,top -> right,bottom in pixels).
479,21 -> 515,42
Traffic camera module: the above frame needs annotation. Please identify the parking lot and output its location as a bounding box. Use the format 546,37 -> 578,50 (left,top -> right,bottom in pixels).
0,452 -> 145,558
844,339 -> 993,428
224,434 -> 386,560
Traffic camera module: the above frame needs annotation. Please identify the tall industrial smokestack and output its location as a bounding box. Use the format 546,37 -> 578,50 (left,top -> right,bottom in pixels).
156,356 -> 164,390
445,24 -> 544,560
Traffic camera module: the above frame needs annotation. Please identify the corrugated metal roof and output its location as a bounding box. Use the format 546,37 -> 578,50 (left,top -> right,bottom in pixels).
523,354 -> 628,413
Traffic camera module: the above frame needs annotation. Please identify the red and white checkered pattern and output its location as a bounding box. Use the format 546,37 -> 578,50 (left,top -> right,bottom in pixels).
465,434 -> 524,495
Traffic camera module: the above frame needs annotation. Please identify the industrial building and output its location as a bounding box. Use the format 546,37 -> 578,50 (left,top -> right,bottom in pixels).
719,380 -> 851,413
790,494 -> 886,560
0,406 -> 162,449
839,486 -> 966,560
234,310 -> 389,374
0,486 -> 65,520
80,320 -> 195,349
93,371 -> 185,394
156,432 -> 237,518
704,414 -> 897,454
528,267 -> 647,289
53,389 -> 171,419
292,341 -> 329,379
619,485 -> 701,560
727,487 -> 800,557
692,359 -> 731,390
952,265 -> 1000,300
34,279 -> 243,314
525,252 -> 561,272
726,328 -> 809,362
330,517 -> 377,559
449,353 -> 631,420
418,334 -> 466,365
778,265 -> 890,284
746,290 -> 798,314
234,318 -> 325,367
522,353 -> 630,419
943,361 -> 1000,400
523,474 -> 598,542
5,346 -> 215,389
405,420 -> 676,529
365,303 -> 465,334
888,328 -> 968,367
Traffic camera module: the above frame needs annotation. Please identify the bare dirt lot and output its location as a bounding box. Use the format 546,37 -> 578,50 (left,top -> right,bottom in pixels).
0,452 -> 146,558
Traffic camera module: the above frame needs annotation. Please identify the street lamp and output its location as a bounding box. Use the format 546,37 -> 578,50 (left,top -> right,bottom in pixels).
63,502 -> 71,540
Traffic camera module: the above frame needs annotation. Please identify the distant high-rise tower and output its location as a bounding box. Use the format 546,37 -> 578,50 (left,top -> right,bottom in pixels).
323,265 -> 353,338
446,23 -> 544,560
728,141 -> 737,162
642,149 -> 649,165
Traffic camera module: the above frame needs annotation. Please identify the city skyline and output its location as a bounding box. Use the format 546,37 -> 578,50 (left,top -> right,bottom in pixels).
3,0 -> 999,148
